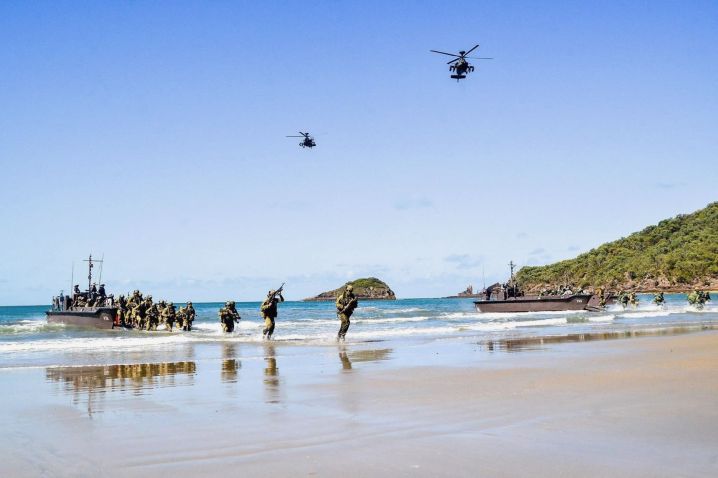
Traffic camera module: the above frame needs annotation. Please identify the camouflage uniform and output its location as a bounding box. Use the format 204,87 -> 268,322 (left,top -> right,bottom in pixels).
157,301 -> 167,328
653,292 -> 665,306
219,301 -> 240,333
163,303 -> 177,331
146,300 -> 159,331
335,284 -> 358,341
176,307 -> 187,331
260,291 -> 284,339
688,290 -> 709,309
117,295 -> 128,326
133,300 -> 148,330
592,288 -> 605,308
618,291 -> 629,308
185,302 -> 195,331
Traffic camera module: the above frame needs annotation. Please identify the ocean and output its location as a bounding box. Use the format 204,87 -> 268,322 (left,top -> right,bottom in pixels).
1,293 -> 716,369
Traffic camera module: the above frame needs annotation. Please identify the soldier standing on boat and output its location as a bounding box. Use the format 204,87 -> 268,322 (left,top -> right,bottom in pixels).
336,284 -> 358,341
260,287 -> 284,340
74,293 -> 87,308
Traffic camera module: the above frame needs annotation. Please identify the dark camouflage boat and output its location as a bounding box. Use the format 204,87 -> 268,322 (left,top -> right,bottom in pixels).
46,306 -> 118,329
474,294 -> 593,313
473,261 -> 595,313
46,255 -> 119,329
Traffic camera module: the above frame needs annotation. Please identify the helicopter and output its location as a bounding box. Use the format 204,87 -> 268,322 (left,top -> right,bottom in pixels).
286,132 -> 316,148
430,44 -> 492,81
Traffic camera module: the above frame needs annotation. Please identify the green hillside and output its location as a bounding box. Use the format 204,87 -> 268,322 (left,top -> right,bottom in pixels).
516,202 -> 718,291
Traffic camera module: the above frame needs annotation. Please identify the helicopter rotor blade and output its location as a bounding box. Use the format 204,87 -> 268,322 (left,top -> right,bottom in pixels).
466,57 -> 493,60
446,58 -> 460,65
464,44 -> 480,55
430,50 -> 460,57
286,135 -> 303,138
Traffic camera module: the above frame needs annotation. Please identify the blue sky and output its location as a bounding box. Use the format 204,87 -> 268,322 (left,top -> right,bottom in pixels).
1,1 -> 716,304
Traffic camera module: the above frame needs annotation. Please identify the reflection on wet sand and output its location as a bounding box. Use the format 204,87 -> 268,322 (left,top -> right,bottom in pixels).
346,348 -> 392,363
221,343 -> 241,383
263,343 -> 281,403
481,324 -> 718,352
46,361 -> 197,415
337,346 -> 393,372
338,347 -> 352,371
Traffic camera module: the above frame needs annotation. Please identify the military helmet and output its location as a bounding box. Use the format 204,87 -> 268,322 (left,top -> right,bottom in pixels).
346,284 -> 354,291
187,301 -> 192,305
268,290 -> 275,297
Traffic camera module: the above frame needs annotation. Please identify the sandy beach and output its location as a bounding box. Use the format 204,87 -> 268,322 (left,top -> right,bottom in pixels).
0,330 -> 716,477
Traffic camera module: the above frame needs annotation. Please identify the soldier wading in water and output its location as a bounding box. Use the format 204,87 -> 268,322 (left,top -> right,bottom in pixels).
219,301 -> 241,333
260,287 -> 284,340
336,284 -> 358,341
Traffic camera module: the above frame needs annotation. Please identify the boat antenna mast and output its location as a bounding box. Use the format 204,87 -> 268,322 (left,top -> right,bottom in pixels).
83,254 -> 103,292
508,260 -> 516,285
97,253 -> 104,286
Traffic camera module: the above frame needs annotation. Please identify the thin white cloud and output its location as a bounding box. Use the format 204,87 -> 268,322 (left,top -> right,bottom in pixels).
394,196 -> 433,210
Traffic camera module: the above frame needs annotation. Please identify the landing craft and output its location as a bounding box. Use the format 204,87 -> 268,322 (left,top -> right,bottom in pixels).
430,44 -> 493,81
286,132 -> 316,148
473,261 -> 596,313
46,255 -> 119,329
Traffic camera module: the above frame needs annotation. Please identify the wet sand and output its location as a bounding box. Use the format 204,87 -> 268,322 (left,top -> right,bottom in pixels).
1,331 -> 717,477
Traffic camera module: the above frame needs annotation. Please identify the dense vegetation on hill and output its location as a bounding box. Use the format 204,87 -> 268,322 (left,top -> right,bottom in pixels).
304,277 -> 397,301
516,202 -> 718,291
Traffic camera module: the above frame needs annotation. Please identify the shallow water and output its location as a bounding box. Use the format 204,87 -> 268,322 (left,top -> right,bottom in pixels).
1,294 -> 716,368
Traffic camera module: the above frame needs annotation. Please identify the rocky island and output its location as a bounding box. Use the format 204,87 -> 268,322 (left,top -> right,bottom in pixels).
304,277 -> 397,301
516,202 -> 718,293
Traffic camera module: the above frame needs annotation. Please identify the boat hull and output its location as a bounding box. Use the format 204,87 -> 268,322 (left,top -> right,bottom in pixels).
46,307 -> 118,329
474,294 -> 593,313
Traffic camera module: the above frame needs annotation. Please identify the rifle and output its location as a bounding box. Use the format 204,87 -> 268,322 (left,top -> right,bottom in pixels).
340,297 -> 358,315
268,283 -> 285,302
